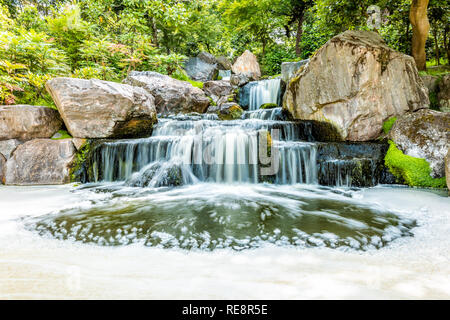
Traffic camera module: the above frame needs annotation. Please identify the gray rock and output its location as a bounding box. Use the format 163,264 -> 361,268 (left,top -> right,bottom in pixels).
281,60 -> 309,83
232,50 -> 261,80
72,138 -> 87,150
216,56 -> 233,70
0,105 -> 62,140
184,57 -> 218,82
4,139 -> 76,185
197,52 -> 217,65
0,153 -> 5,184
125,71 -> 210,115
203,80 -> 233,103
420,75 -> 440,94
284,30 -> 429,141
0,139 -> 23,159
46,77 -> 157,139
230,74 -> 250,87
389,109 -> 450,178
438,74 -> 450,112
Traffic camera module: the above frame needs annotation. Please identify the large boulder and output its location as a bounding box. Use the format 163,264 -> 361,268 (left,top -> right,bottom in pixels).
184,52 -> 218,81
124,71 -> 210,114
0,153 -> 5,184
281,60 -> 309,83
203,80 -> 233,104
46,78 -> 157,139
4,139 -> 76,185
0,139 -> 23,159
284,30 -> 429,141
389,109 -> 450,178
232,50 -> 261,80
438,74 -> 450,112
0,105 -> 62,140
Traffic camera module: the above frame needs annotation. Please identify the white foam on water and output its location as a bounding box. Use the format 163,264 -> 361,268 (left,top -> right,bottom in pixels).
0,184 -> 449,299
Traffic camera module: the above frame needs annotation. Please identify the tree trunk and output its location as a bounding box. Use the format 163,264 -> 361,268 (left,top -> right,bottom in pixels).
262,37 -> 267,55
150,16 -> 159,48
295,11 -> 305,58
409,0 -> 430,71
433,28 -> 440,65
444,26 -> 450,65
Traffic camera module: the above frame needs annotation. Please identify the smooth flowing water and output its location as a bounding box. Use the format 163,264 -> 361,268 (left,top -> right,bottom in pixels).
0,184 -> 449,299
248,78 -> 282,110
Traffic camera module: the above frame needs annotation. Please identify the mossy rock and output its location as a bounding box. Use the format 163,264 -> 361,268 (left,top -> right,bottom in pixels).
70,140 -> 93,183
217,104 -> 243,120
384,140 -> 446,188
260,103 -> 278,109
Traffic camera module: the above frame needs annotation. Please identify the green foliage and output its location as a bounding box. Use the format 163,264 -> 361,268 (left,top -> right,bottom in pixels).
385,141 -> 446,188
429,91 -> 440,111
382,117 -> 397,134
47,4 -> 91,70
419,65 -> 450,77
261,45 -> 296,75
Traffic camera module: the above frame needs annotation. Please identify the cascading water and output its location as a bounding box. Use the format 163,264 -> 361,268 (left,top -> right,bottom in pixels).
87,108 -> 318,185
248,78 -> 282,110
25,87 -> 410,253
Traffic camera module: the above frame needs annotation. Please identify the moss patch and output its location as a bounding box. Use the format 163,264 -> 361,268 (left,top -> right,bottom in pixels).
382,117 -> 397,134
51,129 -> 72,140
260,103 -> 278,109
187,79 -> 204,89
70,140 -> 92,183
384,140 -> 446,188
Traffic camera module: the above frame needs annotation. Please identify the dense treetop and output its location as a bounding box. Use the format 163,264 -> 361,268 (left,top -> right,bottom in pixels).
0,0 -> 448,106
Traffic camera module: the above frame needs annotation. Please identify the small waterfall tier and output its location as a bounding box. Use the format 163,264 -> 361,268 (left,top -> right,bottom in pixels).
85,112 -> 317,185
79,108 -> 389,188
240,78 -> 282,110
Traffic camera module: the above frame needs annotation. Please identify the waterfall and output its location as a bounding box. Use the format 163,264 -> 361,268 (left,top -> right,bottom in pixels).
218,70 -> 231,80
87,113 -> 320,186
248,78 -> 281,110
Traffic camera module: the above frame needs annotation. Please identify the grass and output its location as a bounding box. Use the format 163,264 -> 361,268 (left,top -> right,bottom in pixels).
385,141 -> 446,189
419,64 -> 450,78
